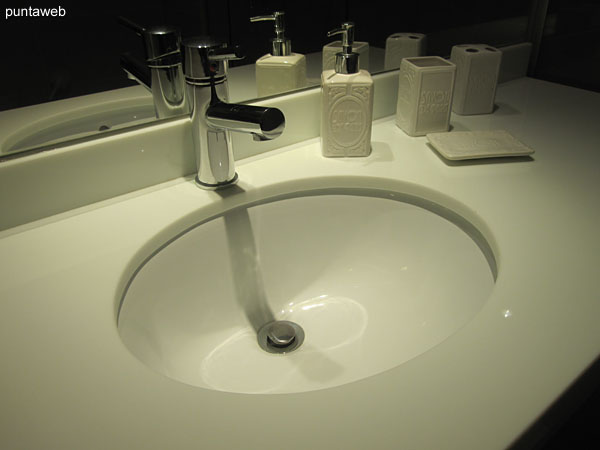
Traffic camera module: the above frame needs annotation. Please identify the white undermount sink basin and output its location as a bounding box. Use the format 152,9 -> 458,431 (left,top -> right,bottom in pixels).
118,184 -> 496,394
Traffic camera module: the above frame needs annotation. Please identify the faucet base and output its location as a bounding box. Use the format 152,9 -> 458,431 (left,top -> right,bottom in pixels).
195,173 -> 239,190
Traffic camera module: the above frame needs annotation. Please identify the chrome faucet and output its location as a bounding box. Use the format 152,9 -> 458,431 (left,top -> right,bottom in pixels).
182,38 -> 285,189
118,17 -> 190,118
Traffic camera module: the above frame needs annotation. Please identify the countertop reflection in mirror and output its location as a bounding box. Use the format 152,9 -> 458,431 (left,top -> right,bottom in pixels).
0,0 -> 533,159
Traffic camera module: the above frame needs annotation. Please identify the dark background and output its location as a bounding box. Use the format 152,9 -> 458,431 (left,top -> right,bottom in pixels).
5,0 -> 594,112
534,0 -> 600,93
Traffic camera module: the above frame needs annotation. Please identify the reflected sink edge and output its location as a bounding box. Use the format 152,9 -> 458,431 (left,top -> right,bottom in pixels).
1,98 -> 156,158
116,178 -> 498,325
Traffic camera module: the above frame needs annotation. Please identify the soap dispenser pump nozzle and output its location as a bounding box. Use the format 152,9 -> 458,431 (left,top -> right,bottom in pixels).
327,22 -> 359,74
250,11 -> 291,56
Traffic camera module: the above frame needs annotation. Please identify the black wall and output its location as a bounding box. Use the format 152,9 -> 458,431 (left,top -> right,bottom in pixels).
1,0 -> 597,112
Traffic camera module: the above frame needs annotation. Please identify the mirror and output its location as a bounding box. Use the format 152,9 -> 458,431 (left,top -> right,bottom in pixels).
0,0 -> 532,159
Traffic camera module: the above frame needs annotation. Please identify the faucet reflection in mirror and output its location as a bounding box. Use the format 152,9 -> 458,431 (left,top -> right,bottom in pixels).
118,17 -> 190,119
182,38 -> 285,189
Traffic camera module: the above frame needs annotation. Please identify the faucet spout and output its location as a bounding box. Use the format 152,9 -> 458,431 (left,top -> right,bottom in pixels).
183,37 -> 286,190
206,102 -> 285,141
120,53 -> 151,91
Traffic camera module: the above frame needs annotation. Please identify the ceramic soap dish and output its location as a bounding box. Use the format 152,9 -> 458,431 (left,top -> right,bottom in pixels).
426,130 -> 534,160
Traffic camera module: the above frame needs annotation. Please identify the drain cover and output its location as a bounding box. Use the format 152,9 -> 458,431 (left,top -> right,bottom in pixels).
257,320 -> 304,354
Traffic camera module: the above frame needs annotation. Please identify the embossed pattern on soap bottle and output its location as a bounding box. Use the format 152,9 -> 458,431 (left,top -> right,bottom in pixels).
327,84 -> 372,156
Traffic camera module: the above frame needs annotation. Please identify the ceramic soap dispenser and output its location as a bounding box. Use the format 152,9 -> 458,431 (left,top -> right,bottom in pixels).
250,11 -> 307,97
321,22 -> 373,157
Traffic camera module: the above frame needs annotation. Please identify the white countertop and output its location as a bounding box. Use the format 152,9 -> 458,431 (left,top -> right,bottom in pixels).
1,77 -> 599,449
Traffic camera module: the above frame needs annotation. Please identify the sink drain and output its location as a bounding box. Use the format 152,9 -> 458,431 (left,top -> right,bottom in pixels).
257,320 -> 305,354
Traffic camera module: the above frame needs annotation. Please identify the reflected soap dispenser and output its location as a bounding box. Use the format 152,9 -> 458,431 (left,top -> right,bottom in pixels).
250,11 -> 307,97
321,22 -> 373,157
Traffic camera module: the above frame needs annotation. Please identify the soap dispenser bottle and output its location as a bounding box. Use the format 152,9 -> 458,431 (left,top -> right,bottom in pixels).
250,11 -> 307,97
321,22 -> 373,157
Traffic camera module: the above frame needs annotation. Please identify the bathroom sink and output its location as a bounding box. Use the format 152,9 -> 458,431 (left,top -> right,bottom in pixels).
118,186 -> 496,394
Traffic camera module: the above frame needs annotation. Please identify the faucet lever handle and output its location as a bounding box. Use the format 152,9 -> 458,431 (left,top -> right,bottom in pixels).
208,44 -> 245,62
183,38 -> 245,81
118,16 -> 181,61
117,16 -> 145,35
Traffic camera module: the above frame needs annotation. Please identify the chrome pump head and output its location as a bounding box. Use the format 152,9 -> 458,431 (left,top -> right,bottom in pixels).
327,22 -> 359,74
250,11 -> 292,56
